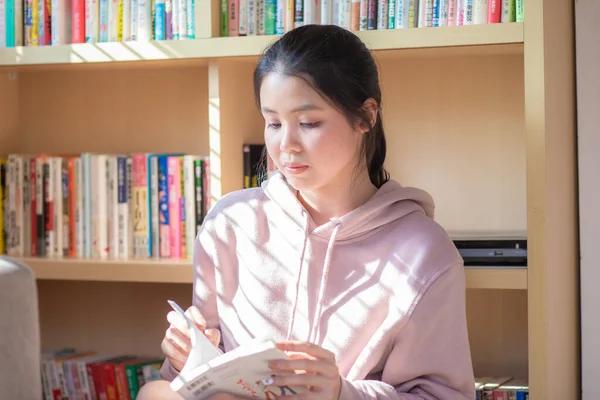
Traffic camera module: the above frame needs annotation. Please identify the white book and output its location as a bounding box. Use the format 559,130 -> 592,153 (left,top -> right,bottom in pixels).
462,0 -> 473,24
178,0 -> 187,38
320,0 -> 331,24
52,0 -> 73,44
338,0 -> 350,28
257,0 -> 265,34
183,156 -> 197,260
438,0 -> 448,25
0,0 -> 6,48
137,0 -> 151,40
107,156 -> 119,259
75,158 -> 84,258
473,0 -> 486,24
91,154 -> 108,259
247,0 -> 256,35
108,0 -> 118,41
167,300 -> 309,399
86,0 -> 99,42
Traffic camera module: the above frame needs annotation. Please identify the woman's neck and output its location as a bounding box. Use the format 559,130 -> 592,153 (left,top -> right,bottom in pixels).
297,170 -> 377,227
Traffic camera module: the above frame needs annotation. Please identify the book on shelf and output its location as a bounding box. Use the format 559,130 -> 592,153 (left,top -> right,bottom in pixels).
0,0 -> 524,48
41,348 -> 163,400
0,152 -> 210,261
474,376 -> 529,399
167,300 -> 308,399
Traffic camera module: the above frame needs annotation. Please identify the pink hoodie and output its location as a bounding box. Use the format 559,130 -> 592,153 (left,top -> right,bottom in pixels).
160,171 -> 475,399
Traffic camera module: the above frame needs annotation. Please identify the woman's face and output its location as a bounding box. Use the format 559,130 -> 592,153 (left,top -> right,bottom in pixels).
260,73 -> 363,194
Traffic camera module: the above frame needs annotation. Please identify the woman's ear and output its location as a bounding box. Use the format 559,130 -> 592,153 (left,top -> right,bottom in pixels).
360,98 -> 378,134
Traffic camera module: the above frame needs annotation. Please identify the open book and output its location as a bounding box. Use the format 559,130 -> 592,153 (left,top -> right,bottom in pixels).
167,300 -> 308,399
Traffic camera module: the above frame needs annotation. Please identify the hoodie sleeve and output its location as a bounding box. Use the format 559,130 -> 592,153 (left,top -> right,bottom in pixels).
160,218 -> 222,381
338,261 -> 475,400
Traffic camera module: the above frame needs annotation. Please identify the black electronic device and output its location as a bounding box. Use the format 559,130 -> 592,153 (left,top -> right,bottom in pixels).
452,235 -> 527,267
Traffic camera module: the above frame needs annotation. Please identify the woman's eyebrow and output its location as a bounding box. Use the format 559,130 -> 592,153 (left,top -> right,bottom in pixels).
261,104 -> 322,114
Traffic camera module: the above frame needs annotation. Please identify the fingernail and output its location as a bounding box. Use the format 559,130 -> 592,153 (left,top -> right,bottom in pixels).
262,376 -> 274,385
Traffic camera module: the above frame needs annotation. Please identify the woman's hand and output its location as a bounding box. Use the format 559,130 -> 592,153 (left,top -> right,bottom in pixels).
265,341 -> 342,400
160,305 -> 221,372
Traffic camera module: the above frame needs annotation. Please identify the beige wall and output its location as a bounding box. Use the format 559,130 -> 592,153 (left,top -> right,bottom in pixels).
576,1 -> 600,398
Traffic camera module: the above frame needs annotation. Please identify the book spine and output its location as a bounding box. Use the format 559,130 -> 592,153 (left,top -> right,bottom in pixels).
183,156 -> 196,259
132,153 -> 149,258
43,160 -> 53,257
473,0 -> 486,24
5,0 -> 15,46
179,157 -> 186,259
75,157 -> 83,258
154,0 -> 165,38
487,0 -> 498,22
117,155 -> 128,258
168,156 -> 181,259
61,158 -> 69,256
68,157 -> 76,257
149,155 -> 159,258
158,155 -> 169,258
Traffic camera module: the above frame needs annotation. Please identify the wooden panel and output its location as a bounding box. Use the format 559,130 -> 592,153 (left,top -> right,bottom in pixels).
524,0 -> 579,398
467,289 -> 528,378
210,59 -> 264,199
0,70 -> 19,153
16,65 -> 209,156
466,268 -> 527,290
37,280 -> 191,357
379,54 -> 526,233
576,0 -> 600,398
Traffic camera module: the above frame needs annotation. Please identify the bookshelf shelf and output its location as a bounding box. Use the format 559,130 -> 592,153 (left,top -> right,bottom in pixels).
19,257 -> 526,289
465,267 -> 527,290
0,23 -> 523,68
21,257 -> 194,283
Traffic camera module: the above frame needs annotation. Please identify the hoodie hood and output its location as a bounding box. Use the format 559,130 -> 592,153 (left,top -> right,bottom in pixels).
261,171 -> 436,343
262,171 -> 435,242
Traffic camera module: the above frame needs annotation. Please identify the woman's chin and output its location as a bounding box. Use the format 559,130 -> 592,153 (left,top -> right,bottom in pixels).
283,173 -> 316,191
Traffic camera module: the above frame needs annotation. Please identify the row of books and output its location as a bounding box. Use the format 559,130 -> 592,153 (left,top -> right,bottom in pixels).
42,348 -> 163,400
220,0 -> 524,37
0,152 -> 211,260
0,0 -> 198,47
475,376 -> 529,399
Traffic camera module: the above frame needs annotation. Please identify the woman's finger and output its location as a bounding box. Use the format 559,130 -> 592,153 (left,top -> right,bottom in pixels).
167,311 -> 192,336
161,336 -> 188,368
269,358 -> 338,377
165,325 -> 192,354
275,341 -> 336,361
186,306 -> 207,329
205,328 -> 221,348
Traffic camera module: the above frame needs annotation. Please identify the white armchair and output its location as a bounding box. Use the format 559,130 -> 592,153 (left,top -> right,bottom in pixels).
0,256 -> 42,399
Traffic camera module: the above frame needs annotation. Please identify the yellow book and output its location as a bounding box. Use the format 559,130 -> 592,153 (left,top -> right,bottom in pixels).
0,157 -> 7,255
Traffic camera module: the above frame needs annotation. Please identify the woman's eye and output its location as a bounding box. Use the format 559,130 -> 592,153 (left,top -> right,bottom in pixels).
300,122 -> 321,129
267,122 -> 281,129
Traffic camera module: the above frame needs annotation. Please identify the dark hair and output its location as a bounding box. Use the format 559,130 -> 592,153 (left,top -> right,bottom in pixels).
253,24 -> 390,188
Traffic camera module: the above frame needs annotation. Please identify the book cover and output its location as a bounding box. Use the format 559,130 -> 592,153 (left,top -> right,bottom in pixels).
167,300 -> 307,399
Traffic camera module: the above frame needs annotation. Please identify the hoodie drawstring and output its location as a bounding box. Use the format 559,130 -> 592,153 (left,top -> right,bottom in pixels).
285,211 -> 341,344
285,212 -> 311,341
308,222 -> 340,343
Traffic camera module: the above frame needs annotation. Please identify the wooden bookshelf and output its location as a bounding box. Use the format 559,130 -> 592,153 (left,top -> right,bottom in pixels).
0,23 -> 523,68
19,257 -> 527,289
0,0 -> 580,397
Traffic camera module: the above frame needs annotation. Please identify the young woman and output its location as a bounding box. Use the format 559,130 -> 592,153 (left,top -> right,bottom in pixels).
138,24 -> 475,400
